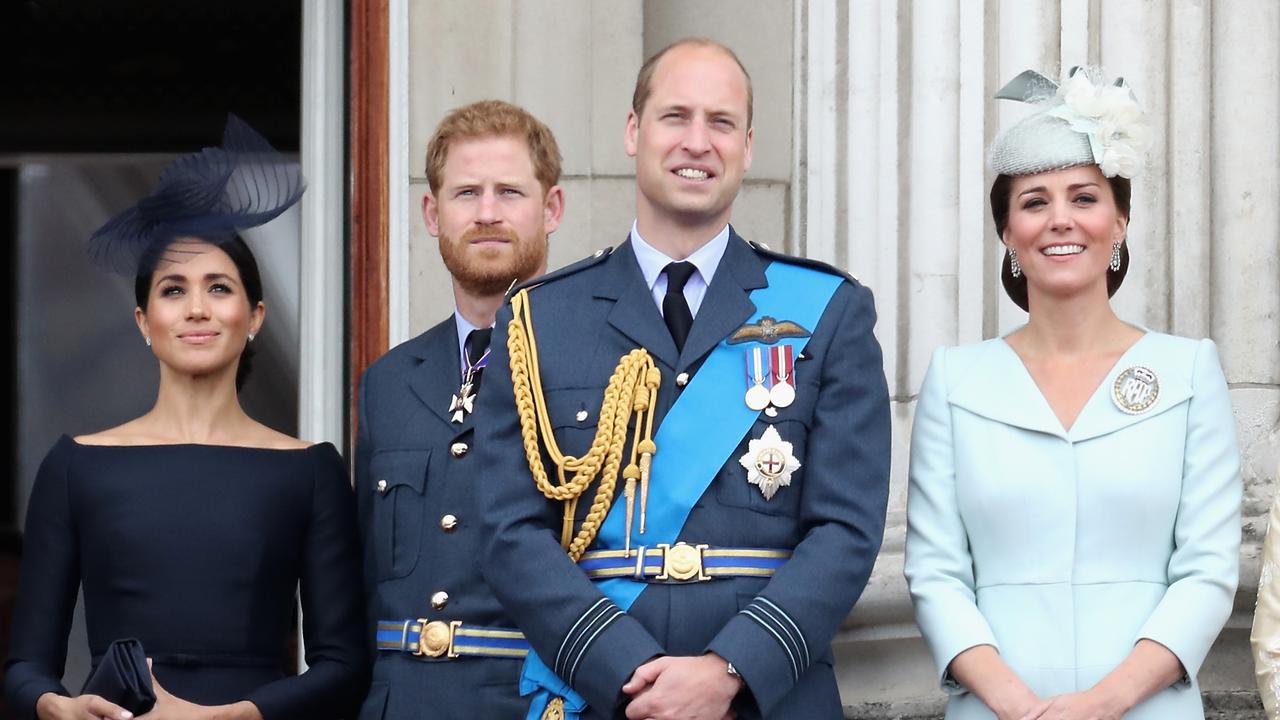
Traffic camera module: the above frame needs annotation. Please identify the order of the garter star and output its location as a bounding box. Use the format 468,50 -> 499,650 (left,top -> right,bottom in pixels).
739,425 -> 801,500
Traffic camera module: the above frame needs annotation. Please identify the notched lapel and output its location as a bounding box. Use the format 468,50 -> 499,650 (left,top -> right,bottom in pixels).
598,243 -> 680,369
948,341 -> 1066,438
946,333 -> 1197,444
1068,335 -> 1195,443
679,280 -> 753,371
408,323 -> 468,429
679,234 -> 767,370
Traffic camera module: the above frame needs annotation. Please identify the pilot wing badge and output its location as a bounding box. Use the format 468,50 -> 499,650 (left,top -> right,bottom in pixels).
739,426 -> 801,500
727,316 -> 810,345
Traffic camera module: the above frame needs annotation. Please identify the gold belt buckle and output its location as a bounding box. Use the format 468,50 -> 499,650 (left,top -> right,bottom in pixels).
414,619 -> 461,658
655,542 -> 710,582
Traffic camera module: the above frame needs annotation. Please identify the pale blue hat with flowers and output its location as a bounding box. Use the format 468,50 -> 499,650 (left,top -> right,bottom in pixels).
989,67 -> 1149,179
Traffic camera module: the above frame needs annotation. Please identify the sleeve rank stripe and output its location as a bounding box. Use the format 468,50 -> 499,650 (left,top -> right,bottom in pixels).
561,602 -> 622,679
741,607 -> 801,681
555,597 -> 611,675
744,601 -> 805,675
568,608 -> 624,687
755,597 -> 810,666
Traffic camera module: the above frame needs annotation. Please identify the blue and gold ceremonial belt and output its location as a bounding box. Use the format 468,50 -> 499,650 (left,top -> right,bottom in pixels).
578,544 -> 790,582
376,619 -> 529,660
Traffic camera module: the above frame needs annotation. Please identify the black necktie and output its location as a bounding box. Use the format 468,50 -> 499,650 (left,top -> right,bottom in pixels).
463,327 -> 493,391
662,261 -> 696,353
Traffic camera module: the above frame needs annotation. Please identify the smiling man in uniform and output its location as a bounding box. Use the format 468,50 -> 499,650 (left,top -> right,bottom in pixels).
474,39 -> 891,719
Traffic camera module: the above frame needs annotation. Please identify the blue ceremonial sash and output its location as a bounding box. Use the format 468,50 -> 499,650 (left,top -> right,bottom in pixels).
522,261 -> 844,720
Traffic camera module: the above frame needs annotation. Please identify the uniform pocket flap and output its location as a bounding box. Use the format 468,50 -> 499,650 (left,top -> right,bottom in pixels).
368,448 -> 431,494
543,386 -> 605,430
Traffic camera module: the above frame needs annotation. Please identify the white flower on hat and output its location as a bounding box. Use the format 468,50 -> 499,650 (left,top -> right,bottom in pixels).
1047,71 -> 1150,178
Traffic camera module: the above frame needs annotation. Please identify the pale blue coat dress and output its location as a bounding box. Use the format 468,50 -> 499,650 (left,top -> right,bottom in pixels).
904,331 -> 1241,719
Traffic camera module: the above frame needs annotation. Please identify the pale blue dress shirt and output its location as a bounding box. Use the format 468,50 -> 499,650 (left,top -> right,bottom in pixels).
628,221 -> 730,320
453,313 -> 493,377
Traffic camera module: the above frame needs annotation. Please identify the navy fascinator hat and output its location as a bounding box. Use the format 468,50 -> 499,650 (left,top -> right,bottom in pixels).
87,114 -> 305,275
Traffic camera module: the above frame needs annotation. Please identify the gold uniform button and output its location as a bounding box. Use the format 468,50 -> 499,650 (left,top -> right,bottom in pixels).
376,479 -> 388,494
450,442 -> 469,458
431,591 -> 449,610
440,514 -> 459,532
675,372 -> 690,387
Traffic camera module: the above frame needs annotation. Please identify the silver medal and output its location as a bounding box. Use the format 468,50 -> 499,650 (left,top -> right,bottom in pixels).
744,347 -> 771,411
745,384 -> 771,411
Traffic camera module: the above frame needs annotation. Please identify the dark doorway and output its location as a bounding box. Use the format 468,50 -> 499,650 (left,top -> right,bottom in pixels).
0,0 -> 301,154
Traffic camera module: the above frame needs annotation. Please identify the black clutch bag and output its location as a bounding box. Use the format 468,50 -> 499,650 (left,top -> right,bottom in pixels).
81,638 -> 157,715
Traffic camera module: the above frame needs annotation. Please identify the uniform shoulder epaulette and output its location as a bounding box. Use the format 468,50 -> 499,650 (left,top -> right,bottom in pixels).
745,239 -> 861,286
505,246 -> 615,300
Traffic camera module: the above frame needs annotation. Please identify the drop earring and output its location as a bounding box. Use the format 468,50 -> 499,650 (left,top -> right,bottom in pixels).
1110,241 -> 1122,272
1009,248 -> 1022,278
248,333 -> 256,343
144,337 -> 152,347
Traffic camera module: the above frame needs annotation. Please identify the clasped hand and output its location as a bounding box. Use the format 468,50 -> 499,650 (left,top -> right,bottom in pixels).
35,692 -> 133,720
135,666 -> 207,720
620,653 -> 742,720
1013,688 -> 1126,720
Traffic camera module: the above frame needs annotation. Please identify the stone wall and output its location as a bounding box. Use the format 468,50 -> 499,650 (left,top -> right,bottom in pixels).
398,1 -> 1280,715
802,1 -> 1279,715
402,0 -> 797,336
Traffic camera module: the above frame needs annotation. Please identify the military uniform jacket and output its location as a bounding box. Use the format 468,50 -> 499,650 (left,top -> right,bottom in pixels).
355,319 -> 527,720
474,230 -> 892,719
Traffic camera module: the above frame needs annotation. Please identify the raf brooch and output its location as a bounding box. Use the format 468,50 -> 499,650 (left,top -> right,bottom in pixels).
1112,365 -> 1159,415
739,426 -> 801,500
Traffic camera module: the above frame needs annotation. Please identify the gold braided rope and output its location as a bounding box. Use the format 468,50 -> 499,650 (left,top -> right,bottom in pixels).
509,288 -> 660,720
507,287 -> 660,562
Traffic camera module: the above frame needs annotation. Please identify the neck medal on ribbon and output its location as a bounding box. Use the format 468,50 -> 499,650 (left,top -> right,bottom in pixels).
449,347 -> 490,423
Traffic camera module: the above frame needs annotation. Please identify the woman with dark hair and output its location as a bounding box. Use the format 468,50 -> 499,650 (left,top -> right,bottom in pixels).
4,116 -> 367,720
904,70 -> 1241,719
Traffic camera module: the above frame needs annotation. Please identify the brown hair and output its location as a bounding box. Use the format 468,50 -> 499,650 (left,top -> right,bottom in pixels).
990,172 -> 1132,311
632,37 -> 754,129
425,100 -> 562,195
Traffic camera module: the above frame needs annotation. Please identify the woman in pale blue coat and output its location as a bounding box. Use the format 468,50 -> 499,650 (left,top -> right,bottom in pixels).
904,69 -> 1241,720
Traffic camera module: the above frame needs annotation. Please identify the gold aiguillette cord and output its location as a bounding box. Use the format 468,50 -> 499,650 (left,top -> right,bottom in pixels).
506,287 -> 660,562
507,287 -> 661,720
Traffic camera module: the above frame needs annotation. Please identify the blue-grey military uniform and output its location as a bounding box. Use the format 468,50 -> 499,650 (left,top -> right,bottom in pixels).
355,319 -> 527,719
474,228 -> 892,719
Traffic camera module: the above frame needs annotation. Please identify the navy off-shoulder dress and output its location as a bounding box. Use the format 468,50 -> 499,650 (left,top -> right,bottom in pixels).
4,435 -> 368,720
